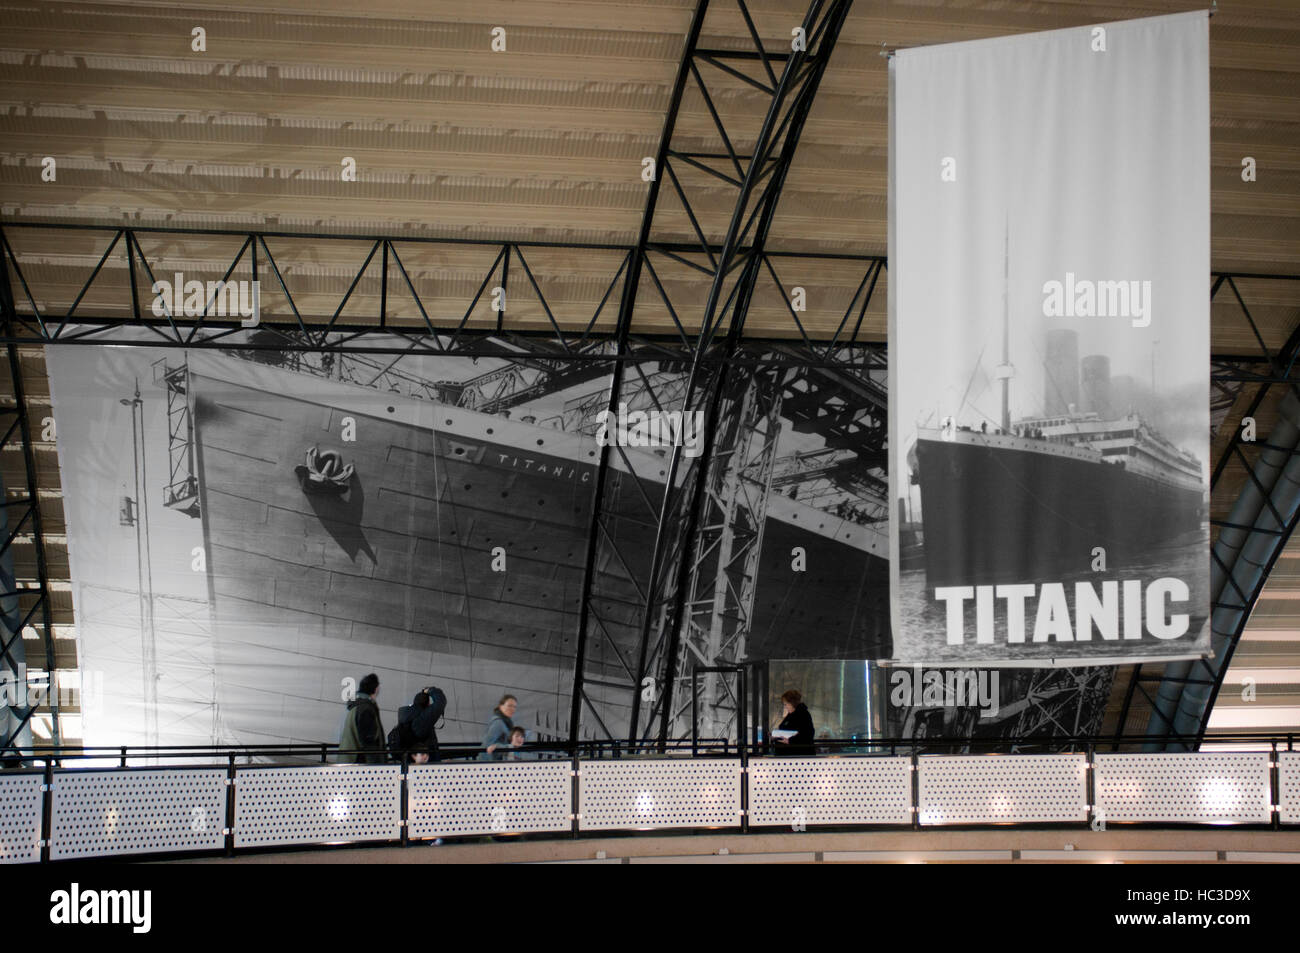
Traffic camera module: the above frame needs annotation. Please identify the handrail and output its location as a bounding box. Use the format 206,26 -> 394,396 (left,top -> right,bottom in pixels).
3,730 -> 1293,768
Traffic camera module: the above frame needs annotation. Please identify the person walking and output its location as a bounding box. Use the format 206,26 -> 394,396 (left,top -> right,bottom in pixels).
479,694 -> 518,761
773,689 -> 815,756
339,673 -> 385,763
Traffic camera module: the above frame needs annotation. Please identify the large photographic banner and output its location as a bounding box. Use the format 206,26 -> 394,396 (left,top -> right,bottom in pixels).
46,335 -> 617,751
47,335 -> 898,751
888,12 -> 1211,666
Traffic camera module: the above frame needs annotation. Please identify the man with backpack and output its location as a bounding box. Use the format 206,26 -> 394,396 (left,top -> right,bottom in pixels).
388,685 -> 446,763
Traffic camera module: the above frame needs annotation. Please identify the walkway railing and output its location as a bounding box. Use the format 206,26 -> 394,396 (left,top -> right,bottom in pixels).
2,734 -> 1297,864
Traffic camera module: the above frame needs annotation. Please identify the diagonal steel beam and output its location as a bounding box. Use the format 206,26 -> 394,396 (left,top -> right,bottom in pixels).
568,0 -> 713,747
1133,276 -> 1300,750
633,0 -> 855,746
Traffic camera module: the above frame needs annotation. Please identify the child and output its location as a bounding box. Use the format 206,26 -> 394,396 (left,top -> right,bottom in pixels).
506,726 -> 528,761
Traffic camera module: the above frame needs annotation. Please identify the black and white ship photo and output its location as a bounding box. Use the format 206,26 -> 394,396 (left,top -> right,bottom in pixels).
888,15 -> 1211,666
46,334 -> 627,750
43,332 -> 895,751
893,255 -> 1211,665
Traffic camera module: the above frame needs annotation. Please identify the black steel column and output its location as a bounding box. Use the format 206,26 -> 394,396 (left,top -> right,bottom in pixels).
1,250 -> 61,753
566,0 -> 713,749
645,0 -> 855,746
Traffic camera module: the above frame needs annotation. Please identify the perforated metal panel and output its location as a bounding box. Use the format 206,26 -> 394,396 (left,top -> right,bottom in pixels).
748,757 -> 911,827
1275,753 -> 1300,825
0,773 -> 44,864
234,764 -> 400,848
918,754 -> 1087,825
577,759 -> 741,831
50,768 -> 226,860
408,761 -> 571,838
1094,753 -> 1271,824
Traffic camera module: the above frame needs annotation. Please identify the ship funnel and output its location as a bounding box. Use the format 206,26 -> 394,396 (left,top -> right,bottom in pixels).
1045,329 -> 1079,416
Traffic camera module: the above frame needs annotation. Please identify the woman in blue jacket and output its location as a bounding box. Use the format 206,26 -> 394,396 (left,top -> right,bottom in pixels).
479,694 -> 518,761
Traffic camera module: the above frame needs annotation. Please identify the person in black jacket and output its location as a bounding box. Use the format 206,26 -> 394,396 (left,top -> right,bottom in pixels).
390,688 -> 441,763
774,689 -> 815,756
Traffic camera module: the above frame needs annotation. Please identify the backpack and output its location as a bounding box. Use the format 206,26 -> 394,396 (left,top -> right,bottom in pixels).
387,718 -> 416,758
424,686 -> 447,725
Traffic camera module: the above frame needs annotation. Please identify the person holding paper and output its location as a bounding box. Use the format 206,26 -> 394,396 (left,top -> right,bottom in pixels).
773,689 -> 814,756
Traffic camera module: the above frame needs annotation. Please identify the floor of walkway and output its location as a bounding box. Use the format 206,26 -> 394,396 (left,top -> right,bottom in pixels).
172,829 -> 1300,864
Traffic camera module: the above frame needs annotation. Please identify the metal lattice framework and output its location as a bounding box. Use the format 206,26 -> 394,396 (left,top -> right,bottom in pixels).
571,0 -> 857,747
672,366 -> 784,739
6,225 -> 1300,753
0,339 -> 61,756
0,222 -> 631,356
1121,274 -> 1300,750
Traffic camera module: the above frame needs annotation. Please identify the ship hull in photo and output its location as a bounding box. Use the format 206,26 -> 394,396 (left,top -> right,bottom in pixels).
913,431 -> 1204,589
182,352 -> 888,744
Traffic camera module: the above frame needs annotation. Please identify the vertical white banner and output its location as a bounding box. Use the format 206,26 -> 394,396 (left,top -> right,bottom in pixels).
888,12 -> 1211,666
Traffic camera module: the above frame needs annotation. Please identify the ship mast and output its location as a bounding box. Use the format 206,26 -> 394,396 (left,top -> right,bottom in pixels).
995,220 -> 1014,433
